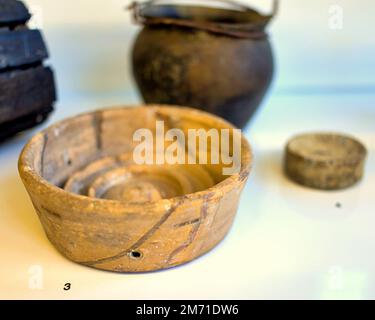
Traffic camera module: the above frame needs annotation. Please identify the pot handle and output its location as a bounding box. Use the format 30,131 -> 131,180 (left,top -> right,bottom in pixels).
131,0 -> 279,17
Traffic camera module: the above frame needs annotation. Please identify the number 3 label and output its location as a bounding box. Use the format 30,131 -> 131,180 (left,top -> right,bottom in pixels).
63,283 -> 71,291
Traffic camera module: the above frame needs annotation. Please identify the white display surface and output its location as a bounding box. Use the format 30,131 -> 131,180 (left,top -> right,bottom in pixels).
0,0 -> 374,300
1,92 -> 374,300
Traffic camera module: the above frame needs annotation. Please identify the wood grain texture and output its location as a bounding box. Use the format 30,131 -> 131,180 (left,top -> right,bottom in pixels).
0,65 -> 56,123
18,106 -> 252,273
0,29 -> 48,69
0,0 -> 30,25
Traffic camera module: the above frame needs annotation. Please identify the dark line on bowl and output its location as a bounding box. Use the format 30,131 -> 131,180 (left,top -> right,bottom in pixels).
209,198 -> 221,230
166,193 -> 212,264
93,111 -> 103,151
79,199 -> 181,266
174,218 -> 201,228
41,205 -> 62,219
239,169 -> 250,182
40,132 -> 48,177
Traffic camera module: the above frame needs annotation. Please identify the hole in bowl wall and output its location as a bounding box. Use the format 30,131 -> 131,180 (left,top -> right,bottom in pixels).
129,250 -> 143,259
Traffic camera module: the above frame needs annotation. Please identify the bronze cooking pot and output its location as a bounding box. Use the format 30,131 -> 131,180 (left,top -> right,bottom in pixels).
130,0 -> 277,128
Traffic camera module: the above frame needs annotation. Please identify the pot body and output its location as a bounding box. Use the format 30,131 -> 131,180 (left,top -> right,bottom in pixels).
132,26 -> 274,128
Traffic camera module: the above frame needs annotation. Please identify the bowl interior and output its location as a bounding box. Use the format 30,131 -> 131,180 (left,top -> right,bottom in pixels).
21,106 -> 250,204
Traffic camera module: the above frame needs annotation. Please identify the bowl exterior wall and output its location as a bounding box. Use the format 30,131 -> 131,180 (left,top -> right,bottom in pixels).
22,173 -> 248,272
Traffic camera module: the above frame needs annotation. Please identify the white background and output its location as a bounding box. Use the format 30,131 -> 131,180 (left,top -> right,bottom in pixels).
0,0 -> 374,299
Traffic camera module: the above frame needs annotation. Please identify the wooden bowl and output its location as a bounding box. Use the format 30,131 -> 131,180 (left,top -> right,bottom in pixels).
18,105 -> 252,272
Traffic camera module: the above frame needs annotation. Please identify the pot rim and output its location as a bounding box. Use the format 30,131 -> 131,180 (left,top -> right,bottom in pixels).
18,105 -> 253,217
129,0 -> 278,39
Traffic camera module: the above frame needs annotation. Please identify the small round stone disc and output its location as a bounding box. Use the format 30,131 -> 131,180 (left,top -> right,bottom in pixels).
284,133 -> 367,190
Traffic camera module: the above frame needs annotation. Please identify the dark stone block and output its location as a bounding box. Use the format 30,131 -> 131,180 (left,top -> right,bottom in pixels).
0,105 -> 52,141
0,0 -> 31,26
0,65 -> 56,123
0,0 -> 56,141
0,29 -> 48,69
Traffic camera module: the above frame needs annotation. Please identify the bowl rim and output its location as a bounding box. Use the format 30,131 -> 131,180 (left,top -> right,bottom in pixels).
18,105 -> 253,215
